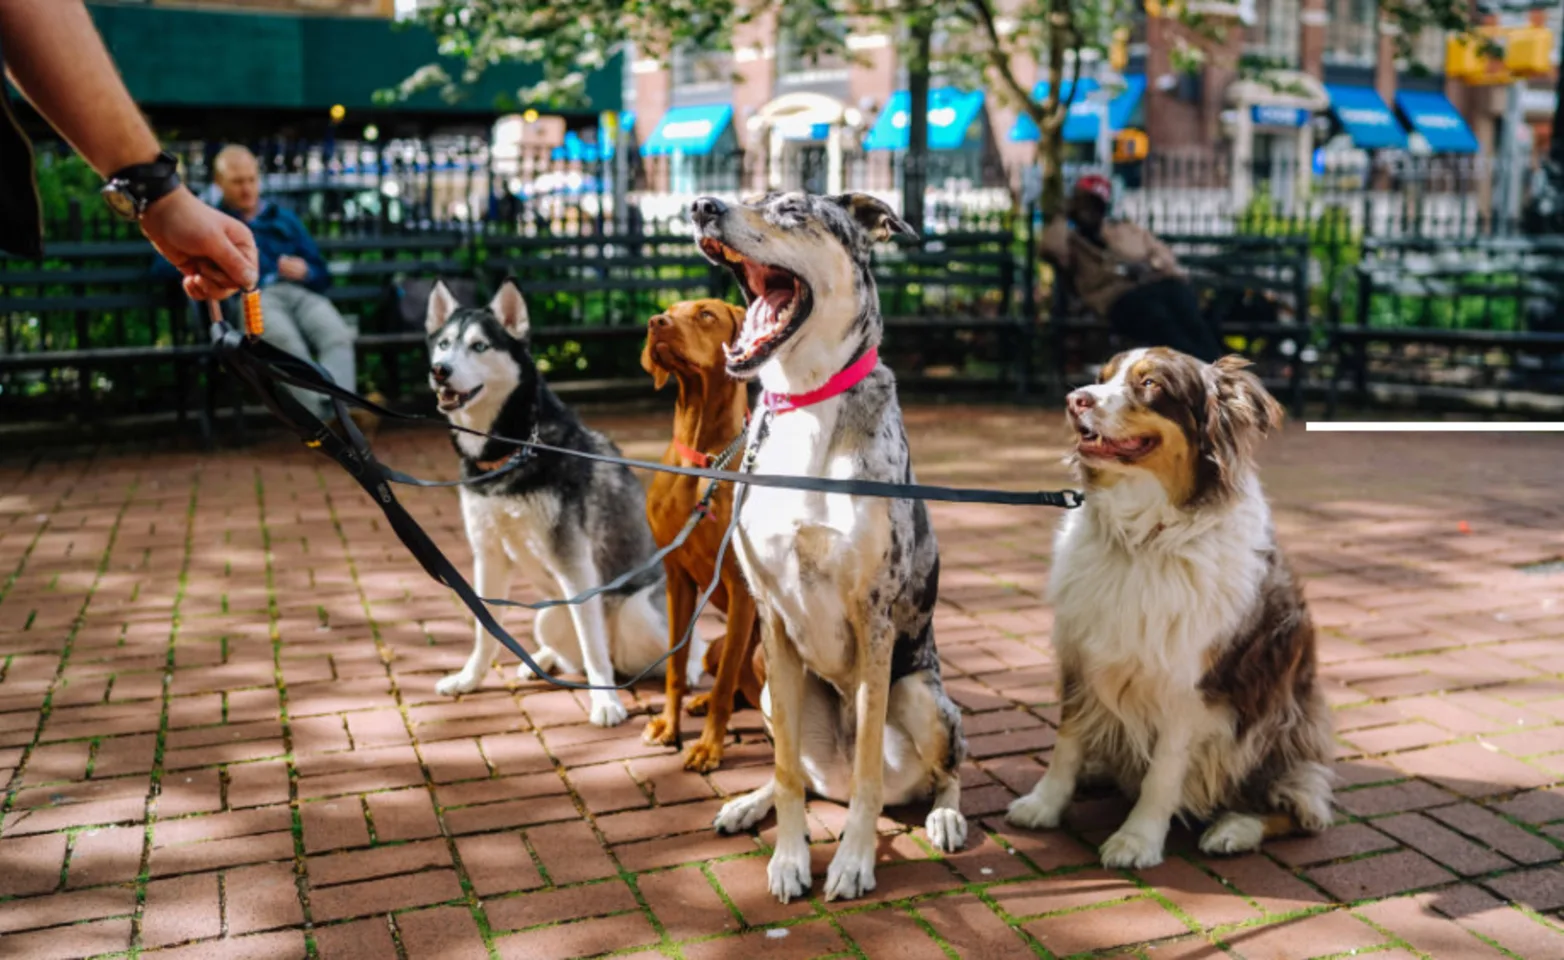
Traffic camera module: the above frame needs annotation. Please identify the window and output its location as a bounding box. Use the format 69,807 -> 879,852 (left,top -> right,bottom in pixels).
1245,0 -> 1300,65
1324,0 -> 1378,67
1410,27 -> 1446,73
672,45 -> 732,89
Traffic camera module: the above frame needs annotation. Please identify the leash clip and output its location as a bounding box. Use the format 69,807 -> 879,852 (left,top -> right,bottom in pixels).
1059,490 -> 1085,509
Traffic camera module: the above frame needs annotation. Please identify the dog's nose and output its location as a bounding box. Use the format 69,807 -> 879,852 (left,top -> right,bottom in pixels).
691,197 -> 726,226
1066,389 -> 1096,416
650,314 -> 671,329
430,363 -> 452,384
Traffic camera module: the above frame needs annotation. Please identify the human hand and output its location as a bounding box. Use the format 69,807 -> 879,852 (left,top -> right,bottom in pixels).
140,187 -> 258,300
277,255 -> 311,283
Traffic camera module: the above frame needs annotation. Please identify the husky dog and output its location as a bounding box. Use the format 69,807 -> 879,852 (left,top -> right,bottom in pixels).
691,193 -> 968,904
424,280 -> 701,727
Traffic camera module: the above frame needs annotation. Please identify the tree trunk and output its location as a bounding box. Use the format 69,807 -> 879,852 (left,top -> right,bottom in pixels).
1522,5 -> 1564,234
1040,19 -> 1070,217
904,15 -> 932,233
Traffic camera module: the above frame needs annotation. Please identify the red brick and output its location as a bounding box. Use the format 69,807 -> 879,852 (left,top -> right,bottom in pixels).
1025,896 -> 1191,956
966,726 -> 1057,759
93,733 -> 158,777
838,908 -> 951,960
919,894 -> 1037,959
1220,910 -> 1388,960
989,870 -> 1140,917
0,833 -> 66,896
481,732 -> 553,776
1333,779 -> 1453,817
396,906 -> 488,960
142,871 -> 222,947
421,739 -> 489,783
1307,849 -> 1454,901
151,832 -> 295,876
156,806 -> 292,847
21,741 -> 91,785
140,929 -> 307,960
295,745 -> 421,779
1393,742 -> 1557,797
596,799 -> 726,845
455,833 -> 543,896
527,821 -> 618,884
1142,858 -> 1262,929
1428,802 -> 1563,865
345,709 -> 411,749
1374,812 -> 1513,876
627,753 -> 717,805
436,772 -> 567,809
638,866 -> 740,941
1358,894 -> 1513,960
679,920 -> 844,960
446,794 -> 580,835
308,839 -> 452,887
943,830 -> 1038,884
614,831 -> 756,872
1344,722 -> 1459,756
166,720 -> 283,751
159,767 -> 225,817
313,916 -> 399,960
310,869 -> 464,922
981,817 -> 1099,872
0,887 -> 137,934
0,917 -> 132,960
709,857 -> 816,928
299,763 -> 424,800
1456,898 -> 1564,958
1484,864 -> 1564,912
226,760 -> 291,809
289,715 -> 352,756
1201,853 -> 1327,915
1267,822 -> 1398,867
65,825 -> 144,887
496,912 -> 660,960
365,788 -> 441,842
164,739 -> 286,771
300,798 -> 371,853
485,878 -> 638,931
225,862 -> 304,935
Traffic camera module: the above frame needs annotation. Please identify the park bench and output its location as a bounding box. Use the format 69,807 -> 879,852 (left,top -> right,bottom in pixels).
1331,235 -> 1564,416
1047,232 -> 1315,415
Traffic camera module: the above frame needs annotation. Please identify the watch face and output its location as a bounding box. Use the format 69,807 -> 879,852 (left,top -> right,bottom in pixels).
101,184 -> 139,221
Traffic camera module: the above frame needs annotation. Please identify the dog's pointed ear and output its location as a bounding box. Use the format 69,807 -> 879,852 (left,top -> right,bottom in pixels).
489,279 -> 531,340
640,334 -> 669,391
830,193 -> 916,243
425,279 -> 459,335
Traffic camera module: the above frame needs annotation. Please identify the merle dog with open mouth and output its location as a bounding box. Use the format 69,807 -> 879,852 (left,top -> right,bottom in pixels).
424,279 -> 704,726
691,192 -> 969,904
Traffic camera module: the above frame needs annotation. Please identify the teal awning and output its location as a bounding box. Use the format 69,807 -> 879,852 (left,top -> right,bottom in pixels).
862,88 -> 985,152
1010,75 -> 1146,143
641,105 -> 734,156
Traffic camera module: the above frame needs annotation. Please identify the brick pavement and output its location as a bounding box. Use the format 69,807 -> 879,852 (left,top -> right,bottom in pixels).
1,406 -> 1563,960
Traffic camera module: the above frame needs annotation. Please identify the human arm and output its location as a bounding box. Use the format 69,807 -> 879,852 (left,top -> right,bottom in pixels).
276,211 -> 331,293
0,0 -> 256,297
1038,217 -> 1072,268
1139,226 -> 1185,278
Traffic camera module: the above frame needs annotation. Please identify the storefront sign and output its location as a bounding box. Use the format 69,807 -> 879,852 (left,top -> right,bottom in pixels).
1251,105 -> 1310,128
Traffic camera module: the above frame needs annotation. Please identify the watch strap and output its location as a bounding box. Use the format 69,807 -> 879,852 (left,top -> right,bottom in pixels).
106,151 -> 182,214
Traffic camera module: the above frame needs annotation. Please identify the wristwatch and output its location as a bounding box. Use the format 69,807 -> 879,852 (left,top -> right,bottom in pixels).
100,151 -> 182,221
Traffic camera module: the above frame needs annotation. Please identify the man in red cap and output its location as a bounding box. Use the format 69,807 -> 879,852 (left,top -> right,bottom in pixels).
1041,175 -> 1221,361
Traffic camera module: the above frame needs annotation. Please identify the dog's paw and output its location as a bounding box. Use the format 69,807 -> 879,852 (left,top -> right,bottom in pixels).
824,840 -> 877,902
1199,814 -> 1265,856
925,808 -> 968,853
713,789 -> 773,834
515,648 -> 560,682
685,692 -> 712,717
1099,827 -> 1166,870
435,671 -> 482,697
641,714 -> 679,747
681,737 -> 724,773
1006,788 -> 1068,831
588,694 -> 629,728
767,843 -> 812,904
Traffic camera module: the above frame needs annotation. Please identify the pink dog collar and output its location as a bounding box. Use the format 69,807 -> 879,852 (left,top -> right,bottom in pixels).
763,347 -> 878,415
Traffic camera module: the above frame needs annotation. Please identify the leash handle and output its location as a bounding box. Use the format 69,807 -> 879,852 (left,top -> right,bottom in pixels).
242,289 -> 264,339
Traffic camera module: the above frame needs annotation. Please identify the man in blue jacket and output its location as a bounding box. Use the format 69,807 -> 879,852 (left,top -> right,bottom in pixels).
167,144 -> 360,422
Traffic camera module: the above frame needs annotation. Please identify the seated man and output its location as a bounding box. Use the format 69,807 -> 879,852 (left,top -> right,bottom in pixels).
159,144 -> 373,426
1041,175 -> 1222,362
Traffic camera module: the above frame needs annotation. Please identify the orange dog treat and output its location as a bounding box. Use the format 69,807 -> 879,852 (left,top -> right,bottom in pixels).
242,289 -> 264,338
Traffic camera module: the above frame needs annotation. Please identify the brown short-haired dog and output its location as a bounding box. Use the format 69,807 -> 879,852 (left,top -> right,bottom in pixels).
640,299 -> 765,771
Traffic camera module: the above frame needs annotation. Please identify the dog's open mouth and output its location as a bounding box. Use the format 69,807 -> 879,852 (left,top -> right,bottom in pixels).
435,384 -> 482,413
698,237 -> 812,371
1076,426 -> 1160,462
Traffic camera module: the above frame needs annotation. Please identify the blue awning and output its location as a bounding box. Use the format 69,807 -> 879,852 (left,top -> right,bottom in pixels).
1009,75 -> 1146,143
640,104 -> 733,157
1395,91 -> 1478,154
550,112 -> 637,162
1325,84 -> 1408,150
862,88 -> 986,152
